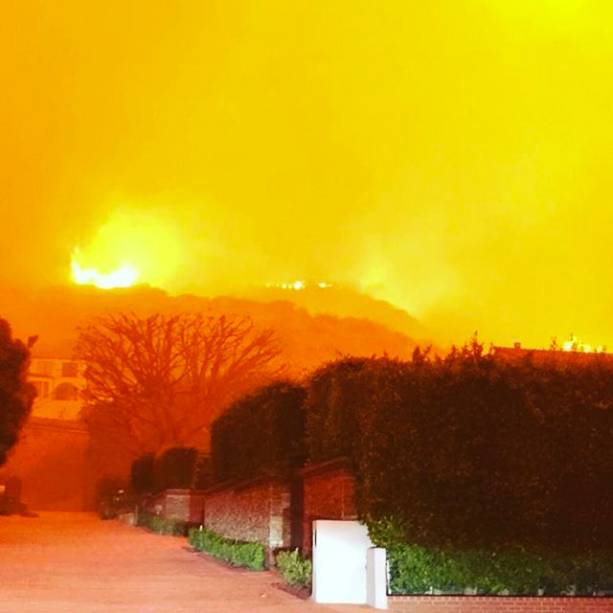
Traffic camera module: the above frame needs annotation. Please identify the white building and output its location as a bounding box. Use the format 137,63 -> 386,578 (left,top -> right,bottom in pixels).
28,358 -> 86,420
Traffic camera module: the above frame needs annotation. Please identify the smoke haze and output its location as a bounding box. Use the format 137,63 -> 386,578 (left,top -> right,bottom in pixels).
2,1 -> 613,348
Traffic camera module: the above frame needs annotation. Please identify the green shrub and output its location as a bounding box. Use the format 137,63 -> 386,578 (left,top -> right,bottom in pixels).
188,527 -> 266,570
138,512 -> 188,536
276,549 -> 312,588
371,518 -> 613,595
154,447 -> 199,491
211,381 -> 306,482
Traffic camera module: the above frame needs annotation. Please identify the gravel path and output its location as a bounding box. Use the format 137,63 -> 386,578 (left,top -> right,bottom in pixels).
0,512 -> 367,612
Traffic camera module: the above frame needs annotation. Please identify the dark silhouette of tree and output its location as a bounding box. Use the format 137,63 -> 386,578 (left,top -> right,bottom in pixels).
76,312 -> 283,458
0,318 -> 36,466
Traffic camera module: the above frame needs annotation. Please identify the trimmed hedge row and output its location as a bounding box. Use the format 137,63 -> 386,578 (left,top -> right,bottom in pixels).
371,518 -> 613,595
211,381 -> 306,482
137,512 -> 189,536
188,527 -> 266,570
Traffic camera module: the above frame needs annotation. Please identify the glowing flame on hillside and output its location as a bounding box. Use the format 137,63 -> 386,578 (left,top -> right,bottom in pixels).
68,209 -> 184,291
71,257 -> 139,289
266,280 -> 332,291
562,334 -> 606,354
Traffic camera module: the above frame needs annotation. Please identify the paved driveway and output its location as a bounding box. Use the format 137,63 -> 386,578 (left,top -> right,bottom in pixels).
0,513 -> 367,612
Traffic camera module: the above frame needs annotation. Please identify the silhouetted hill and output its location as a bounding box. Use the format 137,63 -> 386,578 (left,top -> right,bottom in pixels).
0,285 -> 421,375
244,283 -> 427,342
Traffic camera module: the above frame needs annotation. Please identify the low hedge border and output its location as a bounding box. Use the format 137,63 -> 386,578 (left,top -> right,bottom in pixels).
137,512 -> 189,536
188,527 -> 266,571
373,519 -> 613,596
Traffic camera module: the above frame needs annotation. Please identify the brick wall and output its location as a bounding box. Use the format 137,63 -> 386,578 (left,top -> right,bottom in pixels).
300,458 -> 356,553
203,476 -> 292,552
389,596 -> 613,612
163,489 -> 206,524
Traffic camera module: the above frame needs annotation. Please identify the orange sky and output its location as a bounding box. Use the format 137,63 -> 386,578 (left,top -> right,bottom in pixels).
2,1 -> 612,349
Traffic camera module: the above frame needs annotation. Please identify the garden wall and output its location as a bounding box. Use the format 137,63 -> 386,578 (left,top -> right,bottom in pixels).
203,475 -> 292,553
300,458 -> 356,553
163,489 -> 206,524
140,489 -> 205,524
388,596 -> 613,612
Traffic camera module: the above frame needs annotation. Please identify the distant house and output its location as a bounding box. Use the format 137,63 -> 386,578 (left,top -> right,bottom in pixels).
28,357 -> 86,420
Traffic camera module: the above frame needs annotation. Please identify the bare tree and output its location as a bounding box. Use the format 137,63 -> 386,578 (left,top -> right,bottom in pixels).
76,312 -> 283,457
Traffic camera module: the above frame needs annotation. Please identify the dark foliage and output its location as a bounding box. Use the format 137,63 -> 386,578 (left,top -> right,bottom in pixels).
305,357 -> 372,464
0,319 -> 36,466
154,446 -> 199,490
95,475 -> 131,519
130,453 -> 155,495
192,453 -> 213,490
372,518 -> 613,595
137,512 -> 190,536
211,381 -> 306,482
188,527 -> 266,570
304,344 -> 613,555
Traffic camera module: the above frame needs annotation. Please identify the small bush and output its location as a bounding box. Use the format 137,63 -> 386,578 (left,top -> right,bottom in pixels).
276,549 -> 312,588
138,512 -> 189,536
188,527 -> 266,570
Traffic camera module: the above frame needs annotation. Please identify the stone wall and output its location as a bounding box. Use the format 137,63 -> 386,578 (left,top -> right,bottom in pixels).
300,458 -> 356,553
389,596 -> 613,612
203,476 -> 292,553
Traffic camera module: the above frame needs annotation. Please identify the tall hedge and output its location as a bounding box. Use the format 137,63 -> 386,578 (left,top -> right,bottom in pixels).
154,446 -> 199,490
211,381 -> 306,482
304,345 -> 613,554
130,453 -> 155,494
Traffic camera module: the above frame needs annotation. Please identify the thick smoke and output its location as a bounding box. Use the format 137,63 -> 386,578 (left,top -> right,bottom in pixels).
2,1 -> 612,348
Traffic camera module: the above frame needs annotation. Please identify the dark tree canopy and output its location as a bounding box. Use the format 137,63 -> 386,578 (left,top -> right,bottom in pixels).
0,318 -> 36,466
76,312 -> 283,459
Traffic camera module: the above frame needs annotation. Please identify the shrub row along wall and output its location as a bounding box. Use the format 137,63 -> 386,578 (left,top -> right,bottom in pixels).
388,596 -> 613,613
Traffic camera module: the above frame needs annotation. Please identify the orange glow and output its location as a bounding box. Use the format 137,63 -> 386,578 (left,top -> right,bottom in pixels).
69,209 -> 184,291
71,257 -> 139,290
2,2 -> 613,349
